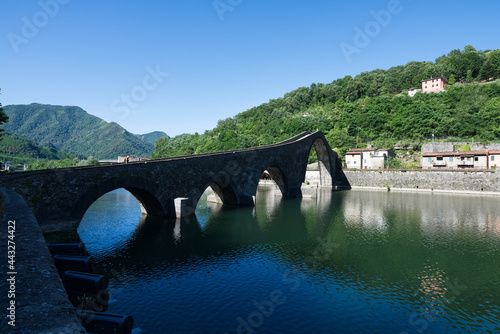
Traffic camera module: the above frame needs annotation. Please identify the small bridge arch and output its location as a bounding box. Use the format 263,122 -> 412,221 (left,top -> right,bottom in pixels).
187,179 -> 241,216
259,166 -> 288,196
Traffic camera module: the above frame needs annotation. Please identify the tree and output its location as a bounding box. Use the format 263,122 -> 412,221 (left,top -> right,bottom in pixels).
466,70 -> 474,83
479,50 -> 500,80
464,45 -> 477,53
381,75 -> 402,94
86,156 -> 99,166
385,157 -> 402,169
448,74 -> 456,85
444,46 -> 486,81
0,89 -> 9,140
478,97 -> 500,137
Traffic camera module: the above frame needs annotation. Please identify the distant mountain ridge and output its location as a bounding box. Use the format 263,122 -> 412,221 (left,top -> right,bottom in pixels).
2,104 -> 168,160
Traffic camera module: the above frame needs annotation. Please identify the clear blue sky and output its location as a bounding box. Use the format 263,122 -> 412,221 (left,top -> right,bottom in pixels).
1,0 -> 499,137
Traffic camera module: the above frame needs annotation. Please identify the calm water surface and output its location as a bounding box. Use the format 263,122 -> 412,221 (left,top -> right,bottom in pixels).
78,186 -> 500,333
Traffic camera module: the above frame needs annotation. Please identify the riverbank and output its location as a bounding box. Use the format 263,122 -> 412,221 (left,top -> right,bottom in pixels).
341,170 -> 500,195
304,169 -> 500,195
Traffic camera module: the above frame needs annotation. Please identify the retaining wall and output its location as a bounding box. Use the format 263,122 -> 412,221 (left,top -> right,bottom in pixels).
0,188 -> 85,333
343,170 -> 500,194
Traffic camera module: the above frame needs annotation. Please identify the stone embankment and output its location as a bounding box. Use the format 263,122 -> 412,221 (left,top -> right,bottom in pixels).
342,170 -> 500,195
0,187 -> 85,333
279,168 -> 500,195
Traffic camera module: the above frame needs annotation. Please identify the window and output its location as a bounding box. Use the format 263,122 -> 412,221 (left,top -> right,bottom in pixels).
364,159 -> 367,163
354,161 -> 357,164
475,157 -> 479,161
449,157 -> 454,162
492,156 -> 495,161
437,157 -> 443,161
428,158 -> 432,162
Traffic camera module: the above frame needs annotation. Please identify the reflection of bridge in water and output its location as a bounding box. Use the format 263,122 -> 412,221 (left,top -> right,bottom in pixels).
83,185 -> 346,273
0,131 -> 350,232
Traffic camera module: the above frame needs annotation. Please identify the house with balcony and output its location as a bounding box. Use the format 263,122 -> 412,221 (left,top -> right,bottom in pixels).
345,148 -> 394,170
422,76 -> 446,93
422,150 -> 489,169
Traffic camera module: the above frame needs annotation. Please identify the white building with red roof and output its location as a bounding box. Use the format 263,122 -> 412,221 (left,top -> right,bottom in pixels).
345,148 -> 394,170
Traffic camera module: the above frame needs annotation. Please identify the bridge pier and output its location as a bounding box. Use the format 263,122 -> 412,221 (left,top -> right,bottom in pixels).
174,193 -> 257,218
174,197 -> 197,218
287,187 -> 303,198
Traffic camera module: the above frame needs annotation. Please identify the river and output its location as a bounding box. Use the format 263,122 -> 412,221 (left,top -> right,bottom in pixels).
78,185 -> 500,333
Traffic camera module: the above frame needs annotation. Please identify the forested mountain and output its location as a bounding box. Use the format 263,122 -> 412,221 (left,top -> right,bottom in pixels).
2,104 -> 157,159
135,131 -> 169,145
0,132 -> 76,165
153,46 -> 500,160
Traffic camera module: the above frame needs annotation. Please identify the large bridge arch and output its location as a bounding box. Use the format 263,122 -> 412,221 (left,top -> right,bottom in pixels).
309,137 -> 333,187
72,178 -> 166,228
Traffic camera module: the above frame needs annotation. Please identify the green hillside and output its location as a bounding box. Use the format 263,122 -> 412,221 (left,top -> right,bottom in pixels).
2,104 -> 156,159
153,46 -> 500,161
0,132 -> 76,165
135,131 -> 169,145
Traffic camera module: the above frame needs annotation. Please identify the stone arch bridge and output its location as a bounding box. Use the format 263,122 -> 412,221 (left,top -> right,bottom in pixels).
0,131 -> 350,232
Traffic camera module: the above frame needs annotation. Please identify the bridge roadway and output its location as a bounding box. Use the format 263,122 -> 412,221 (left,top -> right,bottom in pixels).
0,131 -> 350,233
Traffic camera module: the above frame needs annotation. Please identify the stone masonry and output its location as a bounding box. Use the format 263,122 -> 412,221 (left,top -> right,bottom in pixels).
0,188 -> 86,333
344,170 -> 500,193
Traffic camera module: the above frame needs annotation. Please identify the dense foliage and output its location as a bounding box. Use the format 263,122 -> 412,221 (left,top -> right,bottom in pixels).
135,131 -> 169,145
0,131 -> 102,171
153,46 -> 500,160
0,131 -> 104,170
2,104 -> 164,159
0,89 -> 9,140
0,132 -> 75,163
